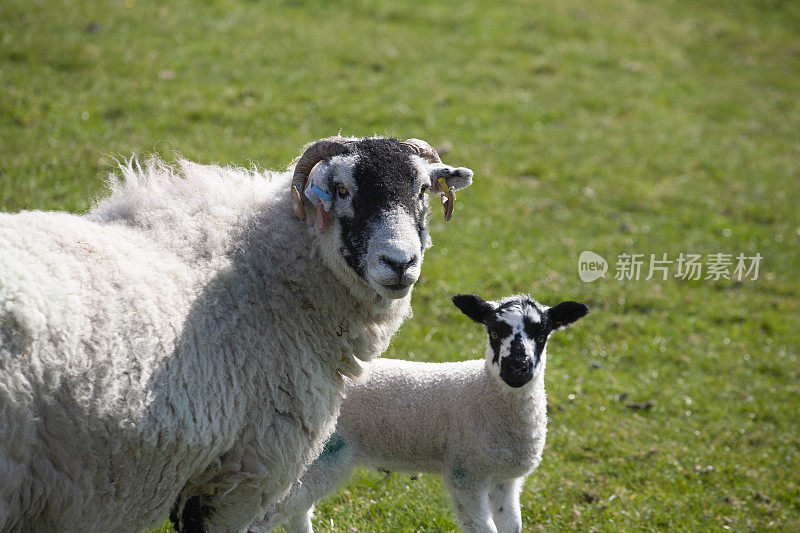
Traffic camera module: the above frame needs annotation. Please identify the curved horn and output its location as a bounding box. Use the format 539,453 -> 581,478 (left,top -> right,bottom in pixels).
291,136 -> 352,220
403,138 -> 442,164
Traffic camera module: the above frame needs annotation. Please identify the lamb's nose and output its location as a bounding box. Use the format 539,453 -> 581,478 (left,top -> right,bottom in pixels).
510,360 -> 533,378
380,254 -> 418,275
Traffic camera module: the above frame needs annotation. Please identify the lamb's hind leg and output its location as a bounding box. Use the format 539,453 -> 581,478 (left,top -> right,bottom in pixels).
249,432 -> 356,533
489,478 -> 523,533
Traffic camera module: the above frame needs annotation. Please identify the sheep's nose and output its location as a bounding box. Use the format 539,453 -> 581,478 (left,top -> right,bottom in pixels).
380,254 -> 418,276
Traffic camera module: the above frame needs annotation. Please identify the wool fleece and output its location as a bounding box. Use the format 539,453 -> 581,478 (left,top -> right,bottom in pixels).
0,145 -> 468,532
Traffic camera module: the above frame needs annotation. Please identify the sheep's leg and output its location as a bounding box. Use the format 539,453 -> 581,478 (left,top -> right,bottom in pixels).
249,432 -> 356,533
489,478 -> 524,533
280,506 -> 314,533
202,484 -> 269,532
445,466 -> 497,533
171,494 -> 211,533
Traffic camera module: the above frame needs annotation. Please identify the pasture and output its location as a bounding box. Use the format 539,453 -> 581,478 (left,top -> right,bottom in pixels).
1,0 -> 798,530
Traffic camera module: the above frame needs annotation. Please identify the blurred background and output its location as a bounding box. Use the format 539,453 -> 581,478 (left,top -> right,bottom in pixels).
1,0 -> 798,530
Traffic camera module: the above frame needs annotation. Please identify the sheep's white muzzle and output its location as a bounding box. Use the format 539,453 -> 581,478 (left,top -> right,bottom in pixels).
365,208 -> 423,300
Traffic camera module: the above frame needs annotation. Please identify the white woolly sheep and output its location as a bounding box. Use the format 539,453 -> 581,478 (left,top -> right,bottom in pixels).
0,136 -> 474,532
250,293 -> 588,533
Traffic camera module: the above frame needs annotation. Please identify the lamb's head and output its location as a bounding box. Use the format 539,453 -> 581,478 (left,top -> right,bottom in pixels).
292,136 -> 473,300
452,294 -> 589,388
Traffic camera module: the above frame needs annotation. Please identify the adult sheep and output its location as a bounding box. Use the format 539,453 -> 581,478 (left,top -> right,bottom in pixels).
0,136 -> 474,532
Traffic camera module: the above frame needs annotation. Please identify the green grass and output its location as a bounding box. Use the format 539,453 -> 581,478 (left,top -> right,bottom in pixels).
2,0 -> 799,530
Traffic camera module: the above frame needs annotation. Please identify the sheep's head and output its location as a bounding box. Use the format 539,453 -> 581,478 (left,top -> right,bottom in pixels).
291,136 -> 473,300
452,294 -> 589,388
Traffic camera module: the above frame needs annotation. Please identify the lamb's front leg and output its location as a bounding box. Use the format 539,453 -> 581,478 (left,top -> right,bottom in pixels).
489,478 -> 524,533
445,466 -> 497,533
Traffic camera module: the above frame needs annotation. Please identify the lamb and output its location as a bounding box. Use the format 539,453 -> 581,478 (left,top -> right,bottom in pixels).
0,136 -> 474,532
249,293 -> 589,533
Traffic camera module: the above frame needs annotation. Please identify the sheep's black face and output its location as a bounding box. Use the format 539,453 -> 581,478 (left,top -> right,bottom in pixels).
452,294 -> 589,389
309,138 -> 473,300
338,139 -> 428,298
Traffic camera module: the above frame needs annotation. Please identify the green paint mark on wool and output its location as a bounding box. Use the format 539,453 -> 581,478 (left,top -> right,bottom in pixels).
320,432 -> 346,463
451,458 -> 468,482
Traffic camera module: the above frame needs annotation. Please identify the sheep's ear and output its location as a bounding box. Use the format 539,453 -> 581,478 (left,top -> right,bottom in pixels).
547,301 -> 589,330
429,164 -> 473,193
452,294 -> 494,324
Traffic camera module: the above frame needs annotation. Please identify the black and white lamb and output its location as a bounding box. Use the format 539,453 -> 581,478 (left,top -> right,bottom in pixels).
0,136 -> 474,532
250,293 -> 589,533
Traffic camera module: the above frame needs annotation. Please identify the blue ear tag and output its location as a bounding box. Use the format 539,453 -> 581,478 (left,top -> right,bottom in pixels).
311,185 -> 333,203
305,181 -> 333,229
304,179 -> 333,212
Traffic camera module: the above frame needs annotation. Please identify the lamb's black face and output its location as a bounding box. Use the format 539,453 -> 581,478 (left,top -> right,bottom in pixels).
486,297 -> 549,388
309,138 -> 472,300
452,294 -> 589,389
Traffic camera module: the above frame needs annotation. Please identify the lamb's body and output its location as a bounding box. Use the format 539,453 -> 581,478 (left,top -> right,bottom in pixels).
341,358 -> 546,477
252,294 -> 589,533
0,159 -> 410,531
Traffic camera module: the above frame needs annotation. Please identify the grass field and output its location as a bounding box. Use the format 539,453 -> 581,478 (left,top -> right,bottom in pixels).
2,0 -> 799,530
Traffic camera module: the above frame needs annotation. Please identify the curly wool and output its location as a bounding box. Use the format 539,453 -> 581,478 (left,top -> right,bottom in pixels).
0,157 -> 410,531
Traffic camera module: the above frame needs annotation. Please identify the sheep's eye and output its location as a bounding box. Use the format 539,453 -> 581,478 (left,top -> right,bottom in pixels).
418,184 -> 429,200
490,331 -> 498,340
538,335 -> 547,343
336,184 -> 349,199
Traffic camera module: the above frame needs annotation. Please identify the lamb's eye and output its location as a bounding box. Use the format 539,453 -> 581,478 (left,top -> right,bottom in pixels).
336,184 -> 349,199
418,184 -> 429,200
538,335 -> 547,343
490,331 -> 498,340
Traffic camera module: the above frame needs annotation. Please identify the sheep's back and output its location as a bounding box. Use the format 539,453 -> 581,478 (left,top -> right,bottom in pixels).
87,158 -> 288,267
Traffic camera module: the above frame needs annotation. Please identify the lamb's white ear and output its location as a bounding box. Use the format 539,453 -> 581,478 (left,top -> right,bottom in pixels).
429,164 -> 473,193
452,294 -> 494,324
548,301 -> 589,330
